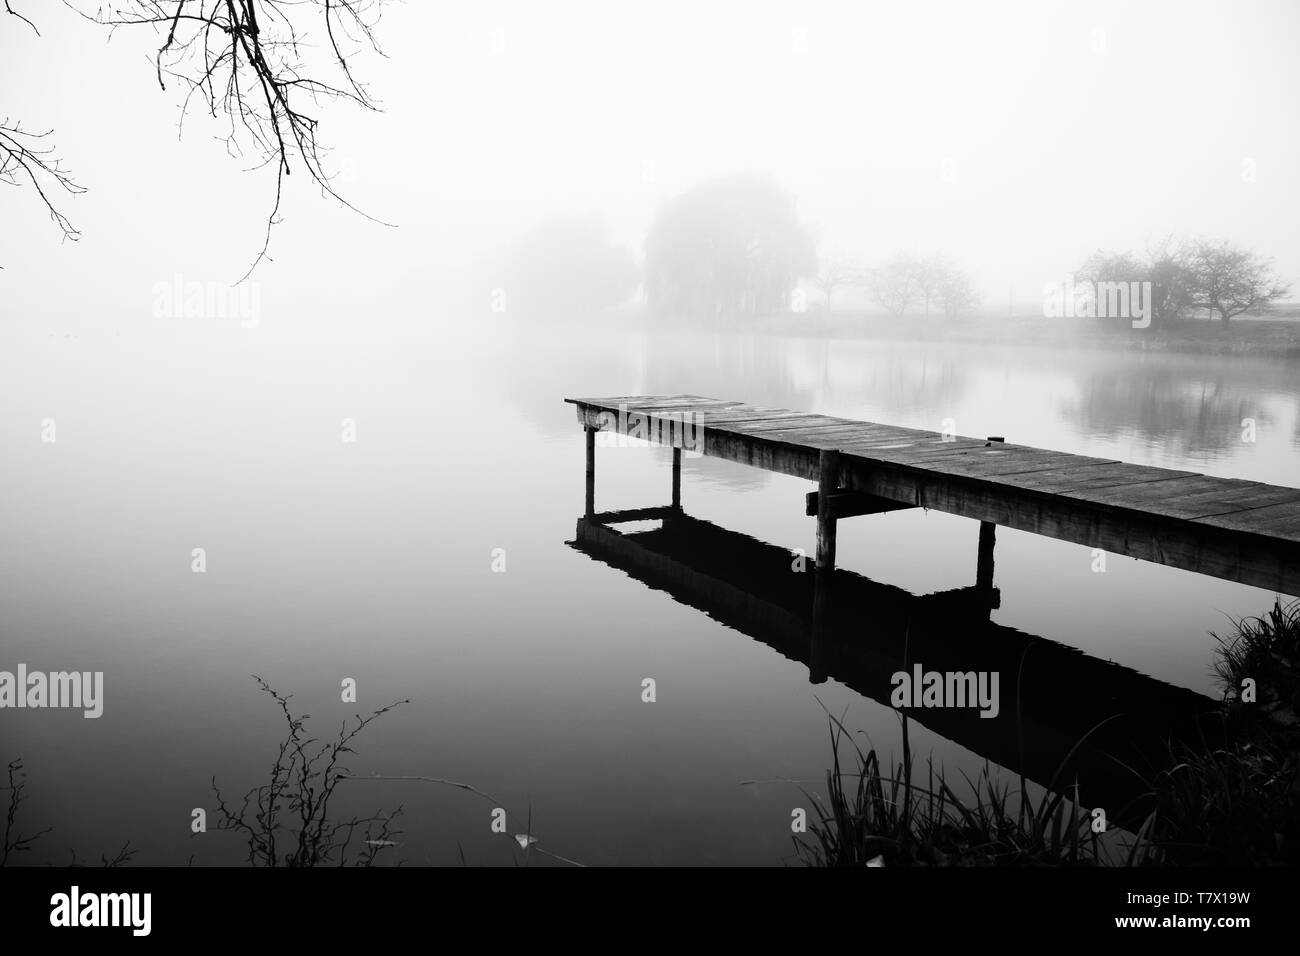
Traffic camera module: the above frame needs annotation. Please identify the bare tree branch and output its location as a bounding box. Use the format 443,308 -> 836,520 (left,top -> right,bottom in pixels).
0,118 -> 85,244
4,0 -> 39,35
107,1 -> 393,279
47,1 -> 394,279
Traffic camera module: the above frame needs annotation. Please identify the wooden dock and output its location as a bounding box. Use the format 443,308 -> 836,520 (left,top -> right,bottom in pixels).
566,394 -> 1300,595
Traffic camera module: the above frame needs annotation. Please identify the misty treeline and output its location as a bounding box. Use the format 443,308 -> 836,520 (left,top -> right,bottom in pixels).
3,0 -> 389,276
814,252 -> 980,319
476,169 -> 1291,326
475,173 -> 812,319
1076,239 -> 1289,326
475,172 -> 982,321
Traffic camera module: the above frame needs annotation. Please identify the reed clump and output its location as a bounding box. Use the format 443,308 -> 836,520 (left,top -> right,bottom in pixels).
212,676 -> 408,867
800,599 -> 1300,867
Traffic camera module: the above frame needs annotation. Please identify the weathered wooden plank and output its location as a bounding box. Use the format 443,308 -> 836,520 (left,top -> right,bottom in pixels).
723,415 -> 862,434
997,463 -> 1202,494
838,434 -> 990,451
738,425 -> 898,451
835,429 -> 953,449
1153,484 -> 1300,519
806,490 -> 918,518
856,441 -> 1025,463
694,408 -> 807,425
900,450 -> 1120,477
1202,500 -> 1300,535
1063,476 -> 1259,513
623,397 -> 738,409
748,422 -> 907,440
591,506 -> 678,523
569,394 -> 699,408
701,428 -> 822,480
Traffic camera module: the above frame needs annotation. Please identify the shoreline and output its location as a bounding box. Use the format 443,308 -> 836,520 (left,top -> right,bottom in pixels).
596,309 -> 1300,360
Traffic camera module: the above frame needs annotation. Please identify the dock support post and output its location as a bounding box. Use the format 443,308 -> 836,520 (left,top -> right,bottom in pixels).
976,435 -> 1000,592
977,520 -> 996,590
584,426 -> 596,517
815,449 -> 840,571
809,449 -> 839,684
671,446 -> 681,511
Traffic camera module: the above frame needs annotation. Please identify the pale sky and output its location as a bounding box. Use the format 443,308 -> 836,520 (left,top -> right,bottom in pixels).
2,0 -> 1298,323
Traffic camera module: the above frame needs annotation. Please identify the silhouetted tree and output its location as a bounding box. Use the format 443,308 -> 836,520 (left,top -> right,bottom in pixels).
1076,249 -> 1146,287
936,266 -> 979,319
1075,249 -> 1149,327
644,173 -> 815,319
867,253 -> 918,316
1145,239 -> 1195,326
911,254 -> 953,317
1076,239 -> 1288,328
1183,238 -> 1290,323
810,257 -> 861,314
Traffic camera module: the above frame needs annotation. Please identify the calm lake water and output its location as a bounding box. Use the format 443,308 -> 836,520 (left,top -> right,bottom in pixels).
2,315 -> 1298,865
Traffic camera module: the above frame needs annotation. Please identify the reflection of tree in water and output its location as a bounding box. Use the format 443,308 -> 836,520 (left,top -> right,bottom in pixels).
641,337 -> 972,417
643,333 -> 811,409
1060,367 -> 1274,457
843,351 -> 970,420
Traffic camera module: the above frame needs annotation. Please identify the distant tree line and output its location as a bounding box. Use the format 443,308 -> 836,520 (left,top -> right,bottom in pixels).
1076,238 -> 1290,326
812,252 -> 980,319
477,172 -> 1292,327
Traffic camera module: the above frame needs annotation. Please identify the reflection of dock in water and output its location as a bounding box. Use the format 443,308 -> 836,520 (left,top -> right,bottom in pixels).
569,508 -> 1218,826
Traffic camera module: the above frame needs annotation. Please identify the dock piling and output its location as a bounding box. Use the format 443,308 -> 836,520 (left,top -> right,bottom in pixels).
671,446 -> 681,511
977,521 -> 996,591
976,436 -> 1000,592
816,449 -> 840,571
810,448 -> 840,683
584,425 -> 596,517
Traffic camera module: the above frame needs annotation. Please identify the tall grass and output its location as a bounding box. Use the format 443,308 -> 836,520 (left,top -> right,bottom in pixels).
793,712 -> 1128,867
1142,597 -> 1300,866
1212,597 -> 1300,727
1144,726 -> 1299,866
799,599 -> 1300,867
